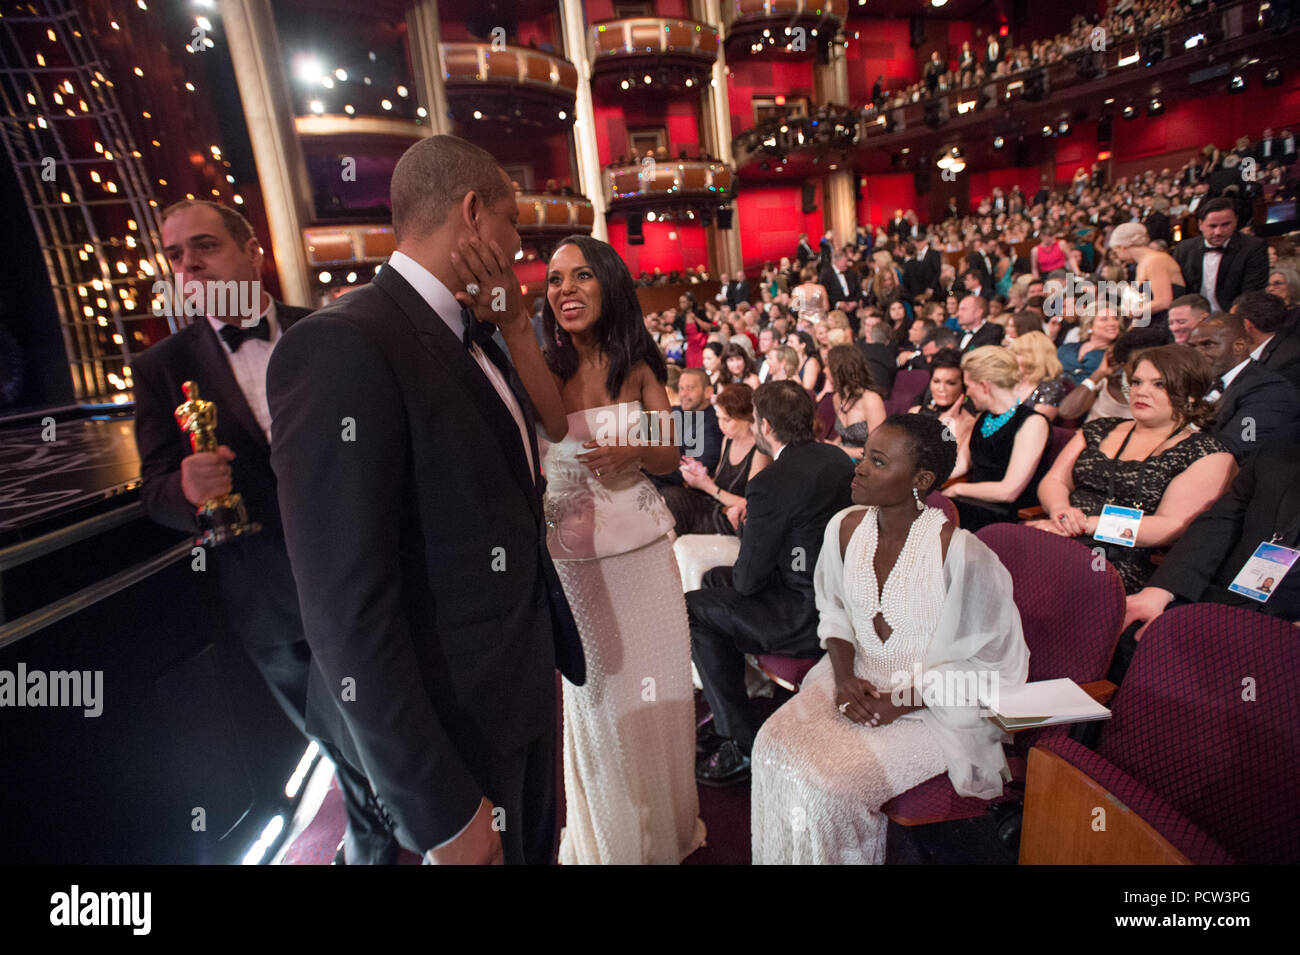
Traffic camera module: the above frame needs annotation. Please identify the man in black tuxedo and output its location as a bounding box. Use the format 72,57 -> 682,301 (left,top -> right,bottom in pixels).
984,35 -> 1000,69
956,293 -> 1004,350
132,200 -> 397,864
855,321 -> 899,394
818,230 -> 834,264
1124,448 -> 1300,639
886,208 -> 908,240
1173,198 -> 1269,314
1186,314 -> 1300,462
1145,196 -> 1172,244
1233,291 -> 1300,392
901,240 -> 941,301
727,270 -> 751,308
965,235 -> 997,288
796,232 -> 815,267
267,135 -> 584,865
689,382 -> 854,785
819,249 -> 856,312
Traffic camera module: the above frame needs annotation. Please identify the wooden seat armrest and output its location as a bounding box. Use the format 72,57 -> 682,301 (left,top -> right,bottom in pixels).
941,475 -> 962,489
1018,505 -> 1045,520
1079,680 -> 1117,706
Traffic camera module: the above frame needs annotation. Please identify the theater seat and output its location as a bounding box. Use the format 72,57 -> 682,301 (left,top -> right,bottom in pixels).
1021,603 -> 1300,864
885,369 -> 930,415
883,525 -> 1125,826
755,653 -> 820,692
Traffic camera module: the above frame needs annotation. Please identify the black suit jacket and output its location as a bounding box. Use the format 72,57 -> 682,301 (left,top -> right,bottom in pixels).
266,266 -> 583,854
1173,233 -> 1269,312
796,240 -> 815,266
854,339 -> 898,394
732,440 -> 855,639
959,321 -> 1004,351
727,279 -> 750,308
1257,331 -> 1300,393
1212,360 -> 1300,462
649,403 -> 723,488
1145,210 -> 1171,244
1149,449 -> 1300,621
820,266 -> 854,305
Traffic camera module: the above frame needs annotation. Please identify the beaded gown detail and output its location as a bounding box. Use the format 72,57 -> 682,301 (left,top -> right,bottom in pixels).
543,401 -> 705,864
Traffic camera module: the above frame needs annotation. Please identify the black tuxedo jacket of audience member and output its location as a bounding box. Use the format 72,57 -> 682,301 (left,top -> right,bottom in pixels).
819,265 -> 854,306
1173,232 -> 1269,312
1148,448 -> 1300,621
960,321 -> 1004,351
730,440 -> 855,641
727,279 -> 750,308
1207,166 -> 1243,198
887,217 -> 908,238
796,240 -> 815,266
1211,360 -> 1300,462
1145,210 -> 1172,244
901,253 -> 940,300
1257,330 -> 1300,393
648,402 -> 723,489
966,249 -> 995,283
131,304 -> 353,742
854,339 -> 899,394
266,266 -> 584,858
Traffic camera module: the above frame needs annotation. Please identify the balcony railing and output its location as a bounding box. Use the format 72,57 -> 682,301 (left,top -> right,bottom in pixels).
732,109 -> 860,169
722,0 -> 847,48
440,42 -> 578,98
603,159 -> 734,209
589,17 -> 720,65
516,192 -> 596,232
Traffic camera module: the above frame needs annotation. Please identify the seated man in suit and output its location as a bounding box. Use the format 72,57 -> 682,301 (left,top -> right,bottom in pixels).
1186,313 -> 1300,462
133,200 -> 396,864
728,271 -> 751,309
819,250 -> 857,313
1173,198 -> 1269,314
1232,291 -> 1300,392
854,321 -> 899,395
689,381 -> 855,785
956,292 -> 1004,350
1123,447 -> 1300,662
648,368 -> 723,488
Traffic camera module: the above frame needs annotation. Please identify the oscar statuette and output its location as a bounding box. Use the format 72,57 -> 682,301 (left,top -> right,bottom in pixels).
173,380 -> 262,546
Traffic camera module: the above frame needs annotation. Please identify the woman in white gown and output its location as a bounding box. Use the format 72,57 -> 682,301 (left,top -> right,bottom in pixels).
751,413 -> 1029,864
541,235 -> 705,864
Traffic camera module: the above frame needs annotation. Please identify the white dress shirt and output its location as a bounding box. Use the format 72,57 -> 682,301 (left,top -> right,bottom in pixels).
386,251 -> 534,482
960,320 -> 986,350
1206,357 -> 1251,402
1249,335 -> 1274,362
1201,244 -> 1225,313
207,300 -> 278,442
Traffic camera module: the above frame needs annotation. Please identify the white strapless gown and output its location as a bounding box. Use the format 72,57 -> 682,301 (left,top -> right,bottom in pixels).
543,401 -> 705,864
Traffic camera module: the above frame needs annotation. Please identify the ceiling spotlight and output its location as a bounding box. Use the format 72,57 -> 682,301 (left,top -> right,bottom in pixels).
932,0 -> 949,6
647,211 -> 656,221
1147,97 -> 1164,116
937,154 -> 953,169
643,74 -> 652,84
1042,124 -> 1053,137
620,79 -> 630,90
1229,74 -> 1246,93
993,135 -> 1005,149
1122,105 -> 1137,119
1057,120 -> 1071,135
1264,67 -> 1282,87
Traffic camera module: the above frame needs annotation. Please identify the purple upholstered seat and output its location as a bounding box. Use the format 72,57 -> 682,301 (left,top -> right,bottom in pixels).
885,369 -> 930,415
1039,603 -> 1300,864
755,653 -> 820,692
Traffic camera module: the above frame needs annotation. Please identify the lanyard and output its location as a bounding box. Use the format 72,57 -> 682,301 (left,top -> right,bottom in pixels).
1106,421 -> 1183,506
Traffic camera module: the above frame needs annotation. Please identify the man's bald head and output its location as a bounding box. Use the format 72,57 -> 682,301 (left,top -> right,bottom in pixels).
1187,312 -> 1250,378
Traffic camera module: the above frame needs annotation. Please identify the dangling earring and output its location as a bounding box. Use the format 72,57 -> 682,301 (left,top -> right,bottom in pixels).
913,487 -> 925,511
554,325 -> 563,347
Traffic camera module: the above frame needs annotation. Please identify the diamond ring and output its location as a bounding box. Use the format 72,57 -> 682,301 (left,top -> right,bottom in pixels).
466,282 -> 480,297
838,701 -> 849,714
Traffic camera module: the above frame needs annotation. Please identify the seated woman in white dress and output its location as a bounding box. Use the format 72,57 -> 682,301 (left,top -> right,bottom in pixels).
751,413 -> 1029,865
541,235 -> 705,864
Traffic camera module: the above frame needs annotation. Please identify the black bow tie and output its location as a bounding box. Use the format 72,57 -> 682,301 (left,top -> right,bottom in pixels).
461,307 -> 496,350
217,318 -> 270,352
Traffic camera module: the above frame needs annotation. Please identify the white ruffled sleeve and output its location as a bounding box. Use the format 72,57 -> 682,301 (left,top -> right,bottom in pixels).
813,506 -> 866,650
917,530 -> 1030,799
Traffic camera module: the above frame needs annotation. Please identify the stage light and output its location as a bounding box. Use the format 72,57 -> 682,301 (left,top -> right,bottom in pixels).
1147,97 -> 1164,116
1042,124 -> 1053,137
620,79 -> 630,89
1184,33 -> 1206,49
932,0 -> 949,6
1122,105 -> 1137,119
294,55 -> 324,85
1058,120 -> 1071,135
993,135 -> 1005,149
1264,67 -> 1283,87
1229,73 -> 1246,93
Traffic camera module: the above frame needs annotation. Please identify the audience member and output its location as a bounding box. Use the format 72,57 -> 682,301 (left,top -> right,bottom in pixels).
825,345 -> 887,456
1030,345 -> 1237,593
1166,293 -> 1211,344
956,293 -> 1004,351
721,342 -> 760,389
908,347 -> 977,451
1008,330 -> 1068,421
1172,198 -> 1269,313
1058,307 -> 1121,384
1233,291 -> 1300,391
690,381 -> 856,785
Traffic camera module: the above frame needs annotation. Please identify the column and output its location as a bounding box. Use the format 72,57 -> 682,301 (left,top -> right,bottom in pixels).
814,34 -> 855,249
694,0 -> 742,274
217,0 -> 312,306
406,0 -> 451,136
558,0 -> 608,241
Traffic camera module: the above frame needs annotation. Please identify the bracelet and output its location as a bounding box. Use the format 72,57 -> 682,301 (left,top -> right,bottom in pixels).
1081,378 -> 1098,392
712,487 -> 723,500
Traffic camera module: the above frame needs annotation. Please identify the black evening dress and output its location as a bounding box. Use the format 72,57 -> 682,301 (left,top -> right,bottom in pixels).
954,403 -> 1050,531
660,438 -> 758,536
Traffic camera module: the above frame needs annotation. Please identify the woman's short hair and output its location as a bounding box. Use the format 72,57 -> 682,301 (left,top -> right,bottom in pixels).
791,329 -> 817,357
827,327 -> 853,346
826,310 -> 851,330
826,344 -> 875,405
721,341 -> 755,377
1125,343 -> 1217,431
961,344 -> 1021,389
390,135 -> 510,242
1010,310 -> 1043,339
770,344 -> 799,377
879,413 -> 958,495
752,380 -> 816,445
929,346 -> 963,372
1108,222 -> 1151,249
1009,330 -> 1064,382
715,383 -> 755,421
1270,266 -> 1300,302
542,235 -> 667,397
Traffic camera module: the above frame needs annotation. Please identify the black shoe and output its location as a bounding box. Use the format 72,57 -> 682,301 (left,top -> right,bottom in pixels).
332,839 -> 346,865
696,715 -> 722,756
696,738 -> 751,787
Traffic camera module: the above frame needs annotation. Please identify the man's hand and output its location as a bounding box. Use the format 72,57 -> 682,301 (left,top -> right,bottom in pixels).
425,797 -> 503,865
451,237 -> 527,334
1124,586 -> 1175,643
180,446 -> 235,507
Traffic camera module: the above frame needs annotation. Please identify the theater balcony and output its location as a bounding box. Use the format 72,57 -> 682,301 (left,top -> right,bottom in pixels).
588,18 -> 719,96
517,191 -> 597,235
723,0 -> 848,58
440,42 -> 577,131
732,108 -> 861,179
602,159 -> 735,216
